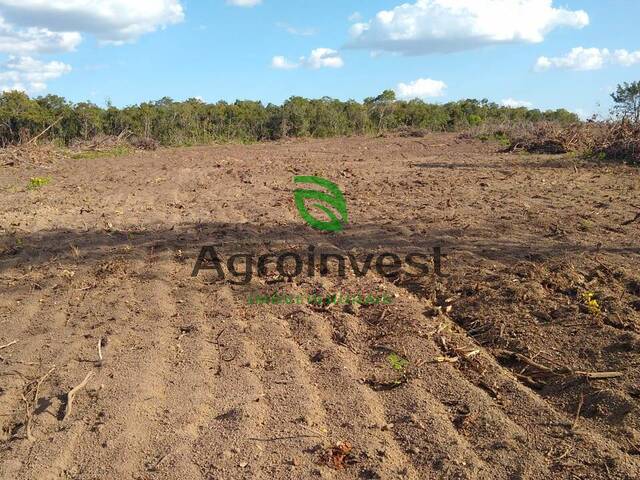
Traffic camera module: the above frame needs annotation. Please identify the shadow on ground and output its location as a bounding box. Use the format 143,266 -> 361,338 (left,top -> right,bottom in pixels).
2,221 -> 639,274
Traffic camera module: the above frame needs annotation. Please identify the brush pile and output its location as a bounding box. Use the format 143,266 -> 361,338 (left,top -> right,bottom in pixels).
0,143 -> 65,167
590,121 -> 640,164
69,133 -> 128,151
69,131 -> 158,152
475,120 -> 640,164
505,122 -> 586,154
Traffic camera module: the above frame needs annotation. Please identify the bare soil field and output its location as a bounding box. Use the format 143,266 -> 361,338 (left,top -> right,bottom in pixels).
1,133 -> 639,480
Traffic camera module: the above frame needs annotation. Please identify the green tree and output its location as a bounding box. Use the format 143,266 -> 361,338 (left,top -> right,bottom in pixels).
611,81 -> 640,122
365,90 -> 397,133
0,91 -> 583,147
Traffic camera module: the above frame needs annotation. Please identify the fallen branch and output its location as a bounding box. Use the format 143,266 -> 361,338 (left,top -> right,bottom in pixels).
576,370 -> 624,379
572,393 -> 584,430
97,337 -> 103,367
63,371 -> 94,420
498,350 -> 554,374
497,350 -> 624,380
514,373 -> 546,390
24,366 -> 56,440
21,393 -> 32,441
0,340 -> 18,350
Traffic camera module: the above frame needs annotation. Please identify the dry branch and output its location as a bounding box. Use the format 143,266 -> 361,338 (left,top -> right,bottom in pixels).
63,371 -> 95,420
572,393 -> 584,430
577,371 -> 624,379
23,366 -> 56,440
497,350 -> 623,380
0,340 -> 18,350
97,337 -> 103,366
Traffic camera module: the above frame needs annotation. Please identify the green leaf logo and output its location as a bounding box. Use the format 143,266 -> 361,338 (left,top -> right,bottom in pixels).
293,176 -> 348,232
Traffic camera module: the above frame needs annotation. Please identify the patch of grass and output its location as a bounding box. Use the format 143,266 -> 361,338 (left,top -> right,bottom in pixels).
387,352 -> 409,372
27,177 -> 51,190
70,145 -> 131,160
478,132 -> 511,147
582,292 -> 601,315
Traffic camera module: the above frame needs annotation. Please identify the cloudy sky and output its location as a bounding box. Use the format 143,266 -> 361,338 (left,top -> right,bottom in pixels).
0,0 -> 638,116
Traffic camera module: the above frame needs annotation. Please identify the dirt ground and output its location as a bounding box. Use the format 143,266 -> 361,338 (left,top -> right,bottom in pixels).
1,133 -> 639,480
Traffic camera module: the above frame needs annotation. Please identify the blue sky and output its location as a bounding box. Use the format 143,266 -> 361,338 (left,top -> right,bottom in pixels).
0,0 -> 638,117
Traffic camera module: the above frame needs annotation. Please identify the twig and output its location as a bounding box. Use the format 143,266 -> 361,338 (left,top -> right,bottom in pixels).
0,340 -> 18,350
21,393 -> 33,441
514,373 -> 546,389
577,371 -> 624,379
249,434 -> 322,442
24,366 -> 56,440
498,350 -> 554,374
498,350 -> 624,380
148,452 -> 172,472
97,338 -> 103,366
572,393 -> 584,430
63,371 -> 95,420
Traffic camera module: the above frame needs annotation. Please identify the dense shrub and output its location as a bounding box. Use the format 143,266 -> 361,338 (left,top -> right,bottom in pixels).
0,90 -> 579,147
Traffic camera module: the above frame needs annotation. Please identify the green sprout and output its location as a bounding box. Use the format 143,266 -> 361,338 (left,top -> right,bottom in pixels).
27,177 -> 51,190
387,353 -> 409,373
582,292 -> 601,315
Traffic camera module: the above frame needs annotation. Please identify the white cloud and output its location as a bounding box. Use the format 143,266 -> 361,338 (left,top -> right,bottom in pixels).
271,55 -> 299,70
612,49 -> 640,67
535,47 -> 608,71
0,17 -> 81,54
227,0 -> 261,6
395,78 -> 447,99
535,47 -> 640,71
0,1 -> 184,95
347,0 -> 589,55
0,55 -> 71,92
502,98 -> 533,108
0,0 -> 184,45
272,48 -> 344,70
306,48 -> 343,69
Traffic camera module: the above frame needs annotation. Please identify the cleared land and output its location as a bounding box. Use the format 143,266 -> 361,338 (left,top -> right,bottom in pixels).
1,134 -> 639,479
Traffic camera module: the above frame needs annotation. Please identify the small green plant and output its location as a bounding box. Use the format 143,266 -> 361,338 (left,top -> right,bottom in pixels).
582,292 -> 601,314
478,132 -> 511,147
387,353 -> 409,372
494,132 -> 511,147
27,177 -> 51,190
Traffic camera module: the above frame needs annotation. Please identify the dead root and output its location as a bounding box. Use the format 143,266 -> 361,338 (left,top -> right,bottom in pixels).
21,366 -> 56,440
63,371 -> 95,421
497,349 -> 624,381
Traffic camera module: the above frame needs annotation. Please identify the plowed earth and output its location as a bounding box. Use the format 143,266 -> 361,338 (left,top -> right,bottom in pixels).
1,134 -> 639,479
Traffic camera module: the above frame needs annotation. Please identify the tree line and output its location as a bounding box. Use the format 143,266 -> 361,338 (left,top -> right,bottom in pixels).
0,89 -> 580,147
